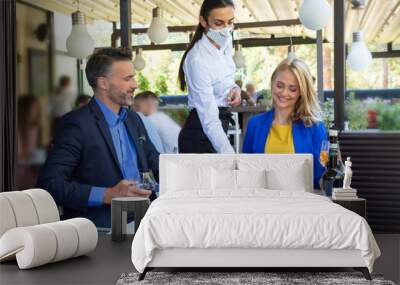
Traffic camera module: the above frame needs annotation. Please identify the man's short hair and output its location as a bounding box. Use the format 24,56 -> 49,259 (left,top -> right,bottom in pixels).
85,47 -> 132,89
75,94 -> 92,107
134,91 -> 158,102
59,75 -> 71,87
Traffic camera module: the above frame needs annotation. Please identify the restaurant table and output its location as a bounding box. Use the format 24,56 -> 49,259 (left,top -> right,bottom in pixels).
0,233 -> 133,285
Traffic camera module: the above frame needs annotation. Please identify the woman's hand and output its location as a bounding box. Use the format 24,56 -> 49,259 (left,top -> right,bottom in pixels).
227,86 -> 241,107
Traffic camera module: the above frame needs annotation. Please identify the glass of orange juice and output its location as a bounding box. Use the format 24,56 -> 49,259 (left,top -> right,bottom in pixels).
319,140 -> 329,166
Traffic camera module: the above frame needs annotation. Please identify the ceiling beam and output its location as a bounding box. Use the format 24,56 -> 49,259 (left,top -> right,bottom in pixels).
120,36 -> 324,52
59,0 -> 117,21
120,19 -> 301,34
371,50 -> 400,58
373,1 -> 400,43
145,0 -> 194,25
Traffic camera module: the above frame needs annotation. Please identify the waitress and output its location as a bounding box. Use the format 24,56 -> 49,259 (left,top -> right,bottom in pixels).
178,0 -> 241,154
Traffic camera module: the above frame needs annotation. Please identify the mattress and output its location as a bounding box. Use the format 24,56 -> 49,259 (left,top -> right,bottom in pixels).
131,190 -> 380,273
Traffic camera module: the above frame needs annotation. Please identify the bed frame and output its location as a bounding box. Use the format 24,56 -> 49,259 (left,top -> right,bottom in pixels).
139,248 -> 371,280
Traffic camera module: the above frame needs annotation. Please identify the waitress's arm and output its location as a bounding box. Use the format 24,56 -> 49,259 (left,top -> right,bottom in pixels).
185,58 -> 234,153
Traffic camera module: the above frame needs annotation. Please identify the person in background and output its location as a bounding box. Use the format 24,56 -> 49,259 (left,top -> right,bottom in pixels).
132,91 -> 165,153
75,94 -> 92,108
236,79 -> 255,106
49,76 -> 76,131
49,75 -> 77,137
177,0 -> 241,154
245,82 -> 258,103
134,91 -> 181,153
37,48 -> 159,228
243,57 -> 327,188
17,95 -> 42,190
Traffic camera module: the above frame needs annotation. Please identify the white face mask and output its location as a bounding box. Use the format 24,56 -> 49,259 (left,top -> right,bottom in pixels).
206,26 -> 233,48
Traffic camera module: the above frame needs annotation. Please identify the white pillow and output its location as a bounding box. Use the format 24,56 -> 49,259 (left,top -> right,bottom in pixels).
211,168 -> 236,191
265,162 -> 307,191
237,158 -> 309,192
168,162 -> 211,191
236,169 -> 267,189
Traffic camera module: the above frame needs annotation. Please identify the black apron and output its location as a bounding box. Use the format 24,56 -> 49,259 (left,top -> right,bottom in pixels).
178,107 -> 233,153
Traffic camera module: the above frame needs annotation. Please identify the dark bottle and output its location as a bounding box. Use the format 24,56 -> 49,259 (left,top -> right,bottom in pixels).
322,129 -> 344,195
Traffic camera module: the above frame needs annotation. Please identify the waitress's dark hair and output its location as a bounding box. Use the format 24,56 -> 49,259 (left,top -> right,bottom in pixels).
178,0 -> 234,91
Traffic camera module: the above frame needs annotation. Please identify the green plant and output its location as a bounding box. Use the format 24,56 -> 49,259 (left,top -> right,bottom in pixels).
137,72 -> 150,93
154,74 -> 169,96
257,89 -> 272,101
376,103 -> 400,130
321,98 -> 334,129
346,92 -> 368,130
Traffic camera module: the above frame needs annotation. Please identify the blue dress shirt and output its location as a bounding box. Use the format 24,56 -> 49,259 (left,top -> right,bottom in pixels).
88,98 -> 141,206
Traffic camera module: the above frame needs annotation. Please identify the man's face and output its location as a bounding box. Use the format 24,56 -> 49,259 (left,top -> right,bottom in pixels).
135,98 -> 158,116
106,60 -> 138,107
246,84 -> 255,95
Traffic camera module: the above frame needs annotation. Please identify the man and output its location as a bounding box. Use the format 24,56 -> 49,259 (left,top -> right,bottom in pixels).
75,94 -> 91,108
37,48 -> 158,228
131,92 -> 165,154
235,79 -> 255,106
134,91 -> 181,153
245,82 -> 258,103
50,75 -> 76,135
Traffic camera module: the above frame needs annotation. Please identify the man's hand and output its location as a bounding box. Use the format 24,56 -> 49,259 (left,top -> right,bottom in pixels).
227,86 -> 242,107
103,180 -> 152,205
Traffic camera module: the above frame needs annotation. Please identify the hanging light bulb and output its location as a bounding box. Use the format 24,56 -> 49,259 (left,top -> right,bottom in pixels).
147,7 -> 169,44
133,48 -> 146,71
233,44 -> 245,69
287,33 -> 296,60
299,0 -> 331,30
288,51 -> 296,60
347,31 -> 372,71
66,11 -> 95,59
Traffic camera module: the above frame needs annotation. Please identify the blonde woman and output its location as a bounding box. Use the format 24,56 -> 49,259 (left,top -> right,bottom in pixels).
243,57 -> 327,188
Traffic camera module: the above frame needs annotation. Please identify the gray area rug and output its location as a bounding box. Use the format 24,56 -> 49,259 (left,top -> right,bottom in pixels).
116,271 -> 396,285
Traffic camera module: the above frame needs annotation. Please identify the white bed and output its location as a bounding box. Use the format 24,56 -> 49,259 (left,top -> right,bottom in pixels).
131,154 -> 380,280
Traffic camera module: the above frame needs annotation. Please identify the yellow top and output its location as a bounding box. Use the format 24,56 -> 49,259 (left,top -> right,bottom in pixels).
265,124 -> 295,154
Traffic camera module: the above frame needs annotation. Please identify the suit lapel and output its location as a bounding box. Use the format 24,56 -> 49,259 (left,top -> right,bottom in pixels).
89,99 -> 122,176
125,113 -> 148,172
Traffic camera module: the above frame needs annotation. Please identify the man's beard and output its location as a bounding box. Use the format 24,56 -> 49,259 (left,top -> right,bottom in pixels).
110,88 -> 134,107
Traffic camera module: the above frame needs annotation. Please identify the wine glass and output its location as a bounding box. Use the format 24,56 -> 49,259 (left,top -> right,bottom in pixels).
319,140 -> 329,167
138,171 -> 158,193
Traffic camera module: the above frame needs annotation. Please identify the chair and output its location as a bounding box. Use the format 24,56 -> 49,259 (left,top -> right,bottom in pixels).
227,112 -> 242,153
0,189 -> 98,269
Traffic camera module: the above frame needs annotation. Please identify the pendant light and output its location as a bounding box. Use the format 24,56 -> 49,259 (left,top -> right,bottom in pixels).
233,44 -> 245,69
299,0 -> 331,31
147,7 -> 169,44
133,48 -> 146,71
66,1 -> 94,59
347,31 -> 372,71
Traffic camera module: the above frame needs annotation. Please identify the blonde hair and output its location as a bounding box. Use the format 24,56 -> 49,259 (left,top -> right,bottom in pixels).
270,57 -> 322,127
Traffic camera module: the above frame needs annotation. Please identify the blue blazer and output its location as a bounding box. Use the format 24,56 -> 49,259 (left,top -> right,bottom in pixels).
37,99 -> 159,228
243,110 -> 327,188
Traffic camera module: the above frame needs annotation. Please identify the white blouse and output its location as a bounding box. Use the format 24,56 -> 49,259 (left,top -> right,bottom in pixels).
183,34 -> 236,153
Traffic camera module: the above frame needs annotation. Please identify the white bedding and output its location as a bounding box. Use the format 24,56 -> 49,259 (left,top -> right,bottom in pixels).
131,190 -> 380,273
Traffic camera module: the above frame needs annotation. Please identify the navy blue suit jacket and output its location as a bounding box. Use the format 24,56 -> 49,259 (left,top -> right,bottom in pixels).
243,109 -> 327,188
37,99 -> 159,228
